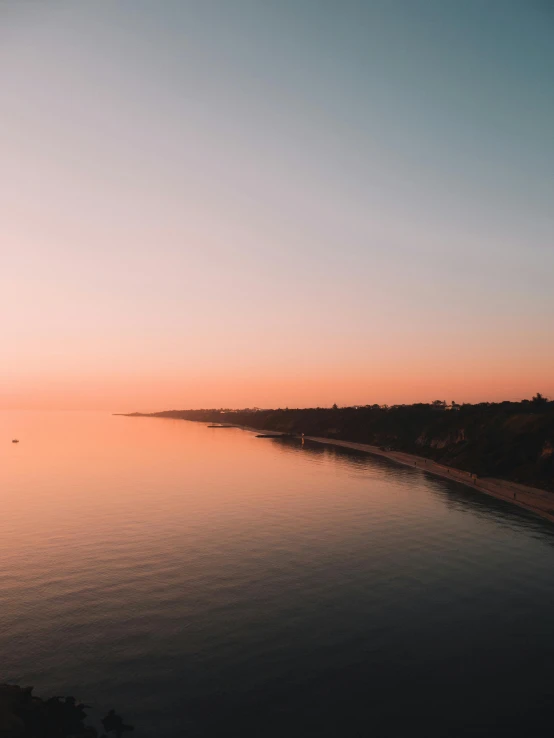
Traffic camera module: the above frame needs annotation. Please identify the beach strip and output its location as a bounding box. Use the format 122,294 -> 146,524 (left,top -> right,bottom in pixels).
236,425 -> 554,524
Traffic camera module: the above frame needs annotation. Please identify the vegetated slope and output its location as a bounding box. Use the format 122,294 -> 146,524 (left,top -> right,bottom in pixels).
145,398 -> 554,492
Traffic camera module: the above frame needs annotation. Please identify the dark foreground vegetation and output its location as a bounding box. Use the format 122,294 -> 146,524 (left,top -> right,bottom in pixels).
0,684 -> 133,738
135,395 -> 554,492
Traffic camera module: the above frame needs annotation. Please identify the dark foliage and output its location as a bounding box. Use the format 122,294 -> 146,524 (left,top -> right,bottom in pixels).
143,396 -> 554,491
0,684 -> 133,738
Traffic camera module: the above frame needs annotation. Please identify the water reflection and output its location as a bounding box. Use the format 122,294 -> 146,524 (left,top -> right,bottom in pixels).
2,412 -> 554,737
273,434 -> 554,539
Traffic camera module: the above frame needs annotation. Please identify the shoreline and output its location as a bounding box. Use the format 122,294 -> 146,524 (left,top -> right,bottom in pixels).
230,424 -> 554,524
120,415 -> 554,525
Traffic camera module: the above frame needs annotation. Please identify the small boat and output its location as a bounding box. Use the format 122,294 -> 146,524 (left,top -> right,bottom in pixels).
12,439 -> 19,443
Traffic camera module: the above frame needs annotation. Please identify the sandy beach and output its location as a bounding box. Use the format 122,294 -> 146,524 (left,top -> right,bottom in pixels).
229,425 -> 554,524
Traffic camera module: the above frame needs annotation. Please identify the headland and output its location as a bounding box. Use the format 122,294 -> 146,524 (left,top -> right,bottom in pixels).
121,397 -> 554,523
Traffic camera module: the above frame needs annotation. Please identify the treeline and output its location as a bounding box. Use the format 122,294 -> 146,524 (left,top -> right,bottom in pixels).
143,395 -> 554,491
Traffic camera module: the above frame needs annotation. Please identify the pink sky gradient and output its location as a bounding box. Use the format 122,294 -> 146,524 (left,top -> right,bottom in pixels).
2,2 -> 553,410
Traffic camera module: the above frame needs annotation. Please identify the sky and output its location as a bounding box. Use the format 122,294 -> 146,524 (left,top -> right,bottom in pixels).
1,0 -> 553,411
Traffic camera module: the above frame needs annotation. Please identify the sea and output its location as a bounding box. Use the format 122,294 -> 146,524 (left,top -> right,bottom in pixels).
2,410 -> 554,737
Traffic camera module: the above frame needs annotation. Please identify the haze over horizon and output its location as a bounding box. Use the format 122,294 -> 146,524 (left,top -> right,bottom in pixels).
2,0 -> 553,411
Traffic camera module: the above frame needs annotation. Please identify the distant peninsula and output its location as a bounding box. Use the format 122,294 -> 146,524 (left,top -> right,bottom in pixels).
122,396 -> 554,493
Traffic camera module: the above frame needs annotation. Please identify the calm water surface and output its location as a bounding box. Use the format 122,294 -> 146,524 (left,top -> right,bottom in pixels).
2,411 -> 554,737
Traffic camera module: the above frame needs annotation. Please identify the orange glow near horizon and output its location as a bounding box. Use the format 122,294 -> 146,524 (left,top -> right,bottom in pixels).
2,358 -> 553,412
0,411 -> 418,578
2,3 -> 553,412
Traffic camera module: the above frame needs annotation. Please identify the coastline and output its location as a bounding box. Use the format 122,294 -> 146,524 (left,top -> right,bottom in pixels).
120,414 -> 554,525
230,424 -> 554,524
